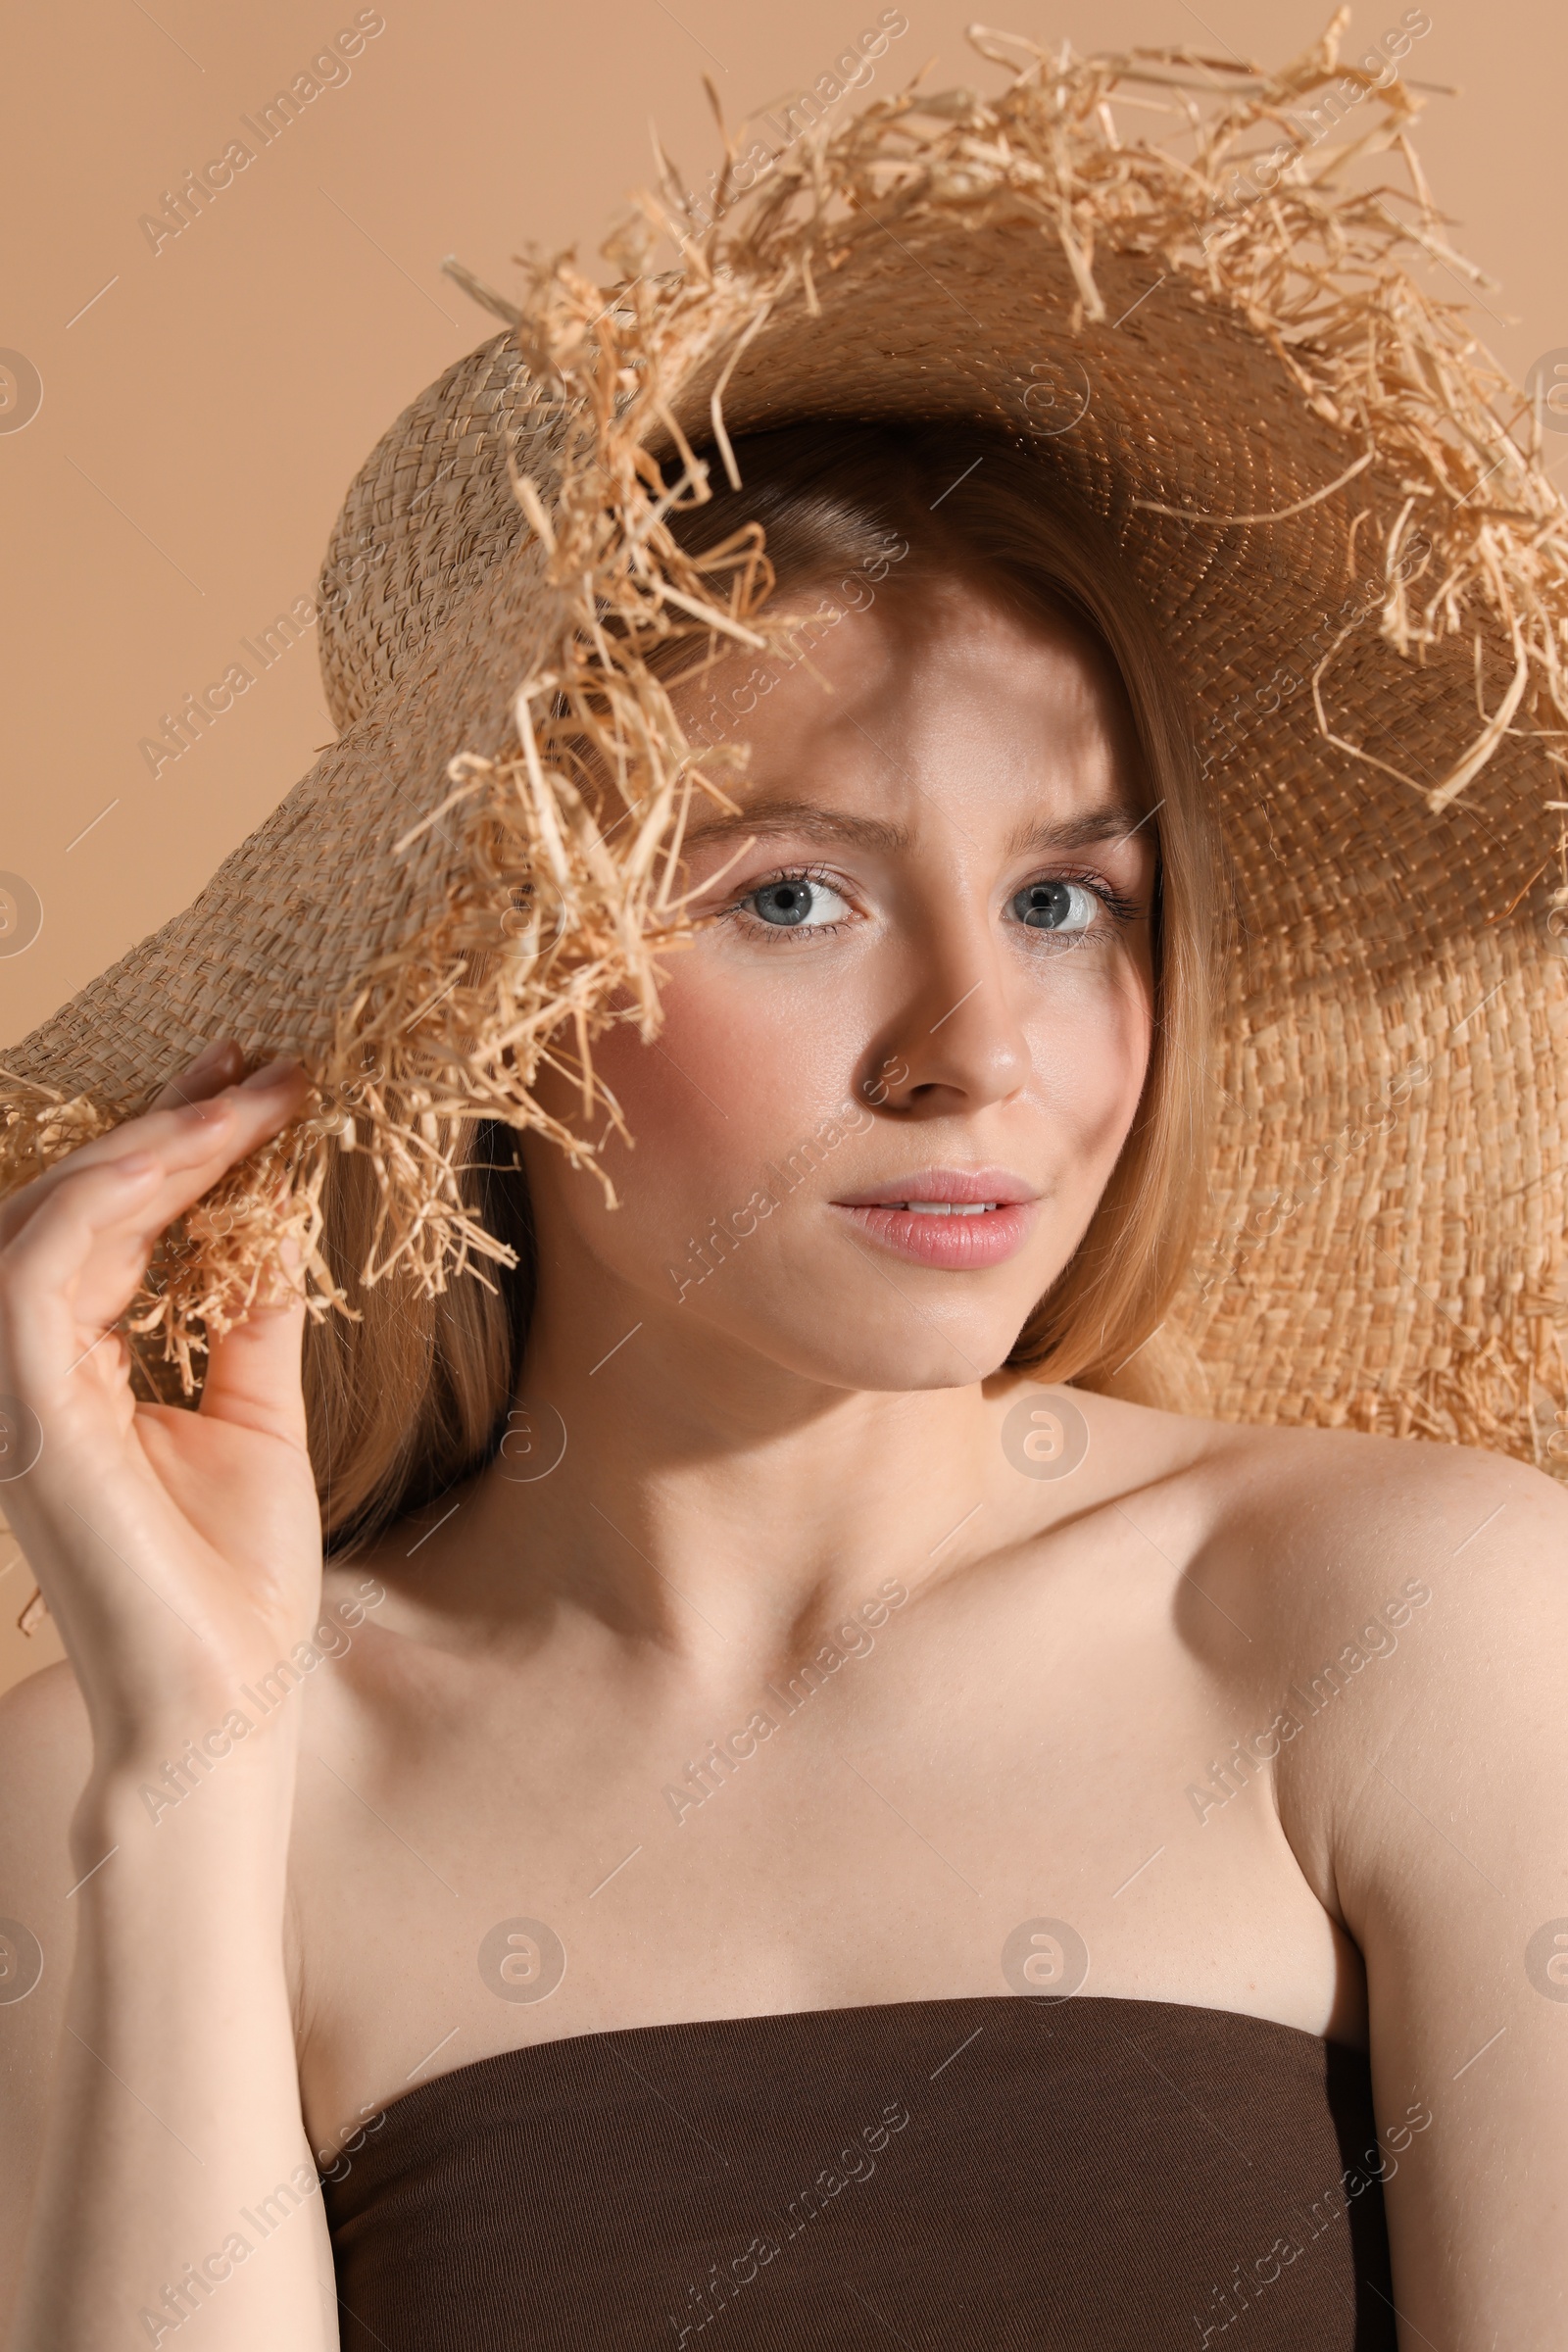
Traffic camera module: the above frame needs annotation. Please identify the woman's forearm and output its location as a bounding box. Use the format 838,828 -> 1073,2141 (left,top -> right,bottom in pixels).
7,1726 -> 335,2352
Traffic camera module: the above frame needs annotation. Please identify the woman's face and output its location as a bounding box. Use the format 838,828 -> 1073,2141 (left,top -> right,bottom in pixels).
522,572 -> 1157,1395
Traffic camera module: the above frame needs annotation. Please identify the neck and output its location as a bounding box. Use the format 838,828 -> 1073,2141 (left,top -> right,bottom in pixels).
409,1240 -> 1016,1673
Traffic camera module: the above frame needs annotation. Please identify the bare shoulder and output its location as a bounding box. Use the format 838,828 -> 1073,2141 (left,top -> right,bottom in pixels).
1174,1418 -> 1568,1908
1050,1392 -> 1568,1900
1081,1389 -> 1568,1642
1198,1410 -> 1567,1561
1188,1415 -> 1568,1672
992,1378 -> 1562,1622
1185,1422 -> 1568,2312
1170,1411 -> 1568,1739
996,1378 -> 1566,1633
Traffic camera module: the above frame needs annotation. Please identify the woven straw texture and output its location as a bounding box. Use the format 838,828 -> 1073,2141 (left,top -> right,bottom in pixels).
2,12 -> 1566,1469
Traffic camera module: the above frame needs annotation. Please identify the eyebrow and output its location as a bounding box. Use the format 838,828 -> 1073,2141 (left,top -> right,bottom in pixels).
682,801 -> 909,855
1004,805 -> 1152,855
681,798 -> 1151,858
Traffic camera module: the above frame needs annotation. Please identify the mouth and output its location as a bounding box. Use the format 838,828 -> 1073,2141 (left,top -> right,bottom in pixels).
867,1198 -> 1000,1214
830,1168 -> 1039,1270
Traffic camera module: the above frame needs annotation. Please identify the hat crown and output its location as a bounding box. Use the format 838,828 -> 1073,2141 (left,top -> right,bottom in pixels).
317,332 -> 532,733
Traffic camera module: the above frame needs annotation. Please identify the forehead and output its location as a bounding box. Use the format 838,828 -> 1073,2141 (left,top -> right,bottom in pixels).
675,573 -> 1147,847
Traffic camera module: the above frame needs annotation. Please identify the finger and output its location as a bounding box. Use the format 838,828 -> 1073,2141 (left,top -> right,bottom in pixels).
83,1072 -> 315,1326
0,1060 -> 312,1255
149,1037 -> 244,1112
0,1067 -> 313,1349
134,1063 -> 312,1200
198,1293 -> 309,1449
0,1041 -> 239,1251
0,1155 -> 165,1398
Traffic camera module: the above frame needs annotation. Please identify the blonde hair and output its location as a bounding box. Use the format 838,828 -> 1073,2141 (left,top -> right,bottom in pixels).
308,421 -> 1225,1552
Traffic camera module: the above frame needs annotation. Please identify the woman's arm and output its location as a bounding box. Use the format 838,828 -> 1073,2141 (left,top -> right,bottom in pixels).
0,1043 -> 340,2351
1,1681 -> 337,2349
1298,1442 -> 1568,2347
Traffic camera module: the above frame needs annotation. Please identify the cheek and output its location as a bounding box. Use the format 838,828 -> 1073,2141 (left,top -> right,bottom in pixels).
585,956 -> 854,1218
1024,952 -> 1152,1155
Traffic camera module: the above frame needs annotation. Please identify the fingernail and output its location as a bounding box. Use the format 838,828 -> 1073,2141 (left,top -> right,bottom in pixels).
238,1056 -> 299,1092
184,1037 -> 237,1076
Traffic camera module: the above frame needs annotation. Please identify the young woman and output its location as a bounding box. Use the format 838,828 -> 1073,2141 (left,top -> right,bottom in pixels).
1,416 -> 1565,2352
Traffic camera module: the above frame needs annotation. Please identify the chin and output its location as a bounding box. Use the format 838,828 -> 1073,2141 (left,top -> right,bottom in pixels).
679,1282 -> 1034,1396
647,1208 -> 1079,1396
767,1333 -> 1023,1396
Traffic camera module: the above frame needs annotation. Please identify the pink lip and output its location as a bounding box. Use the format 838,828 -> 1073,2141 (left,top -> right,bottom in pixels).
830,1167 -> 1039,1270
834,1166 -> 1036,1209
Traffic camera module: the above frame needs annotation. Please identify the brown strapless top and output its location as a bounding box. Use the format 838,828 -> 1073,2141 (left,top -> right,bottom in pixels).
324,1994 -> 1397,2350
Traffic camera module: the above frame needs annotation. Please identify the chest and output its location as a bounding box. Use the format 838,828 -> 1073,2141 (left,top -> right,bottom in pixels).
289,1563 -> 1360,2158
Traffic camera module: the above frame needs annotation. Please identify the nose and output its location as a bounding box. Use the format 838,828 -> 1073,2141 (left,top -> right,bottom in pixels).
865,928 -> 1030,1119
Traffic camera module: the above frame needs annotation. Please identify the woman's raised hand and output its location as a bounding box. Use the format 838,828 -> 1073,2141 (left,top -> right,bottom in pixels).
0,1039 -> 321,1763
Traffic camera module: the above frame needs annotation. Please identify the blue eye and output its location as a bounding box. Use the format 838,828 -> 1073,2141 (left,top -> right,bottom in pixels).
745,876 -> 851,931
753,880 -> 815,927
1010,879 -> 1097,933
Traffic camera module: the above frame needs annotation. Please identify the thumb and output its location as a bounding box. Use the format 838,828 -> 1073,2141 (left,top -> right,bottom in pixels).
198,1294 -> 309,1449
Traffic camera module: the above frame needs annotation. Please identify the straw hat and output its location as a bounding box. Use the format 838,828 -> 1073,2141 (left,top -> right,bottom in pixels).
3,11 -> 1566,1471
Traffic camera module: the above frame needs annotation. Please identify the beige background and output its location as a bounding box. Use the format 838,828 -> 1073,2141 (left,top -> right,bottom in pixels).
1,0 -> 1563,1692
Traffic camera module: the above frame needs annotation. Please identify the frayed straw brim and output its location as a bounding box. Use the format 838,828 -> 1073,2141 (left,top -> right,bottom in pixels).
3,8 -> 1566,1471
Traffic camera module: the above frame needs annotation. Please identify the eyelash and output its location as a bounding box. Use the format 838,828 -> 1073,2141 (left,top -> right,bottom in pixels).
722,863 -> 1142,944
1059,873 -> 1143,927
724,863 -> 853,944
